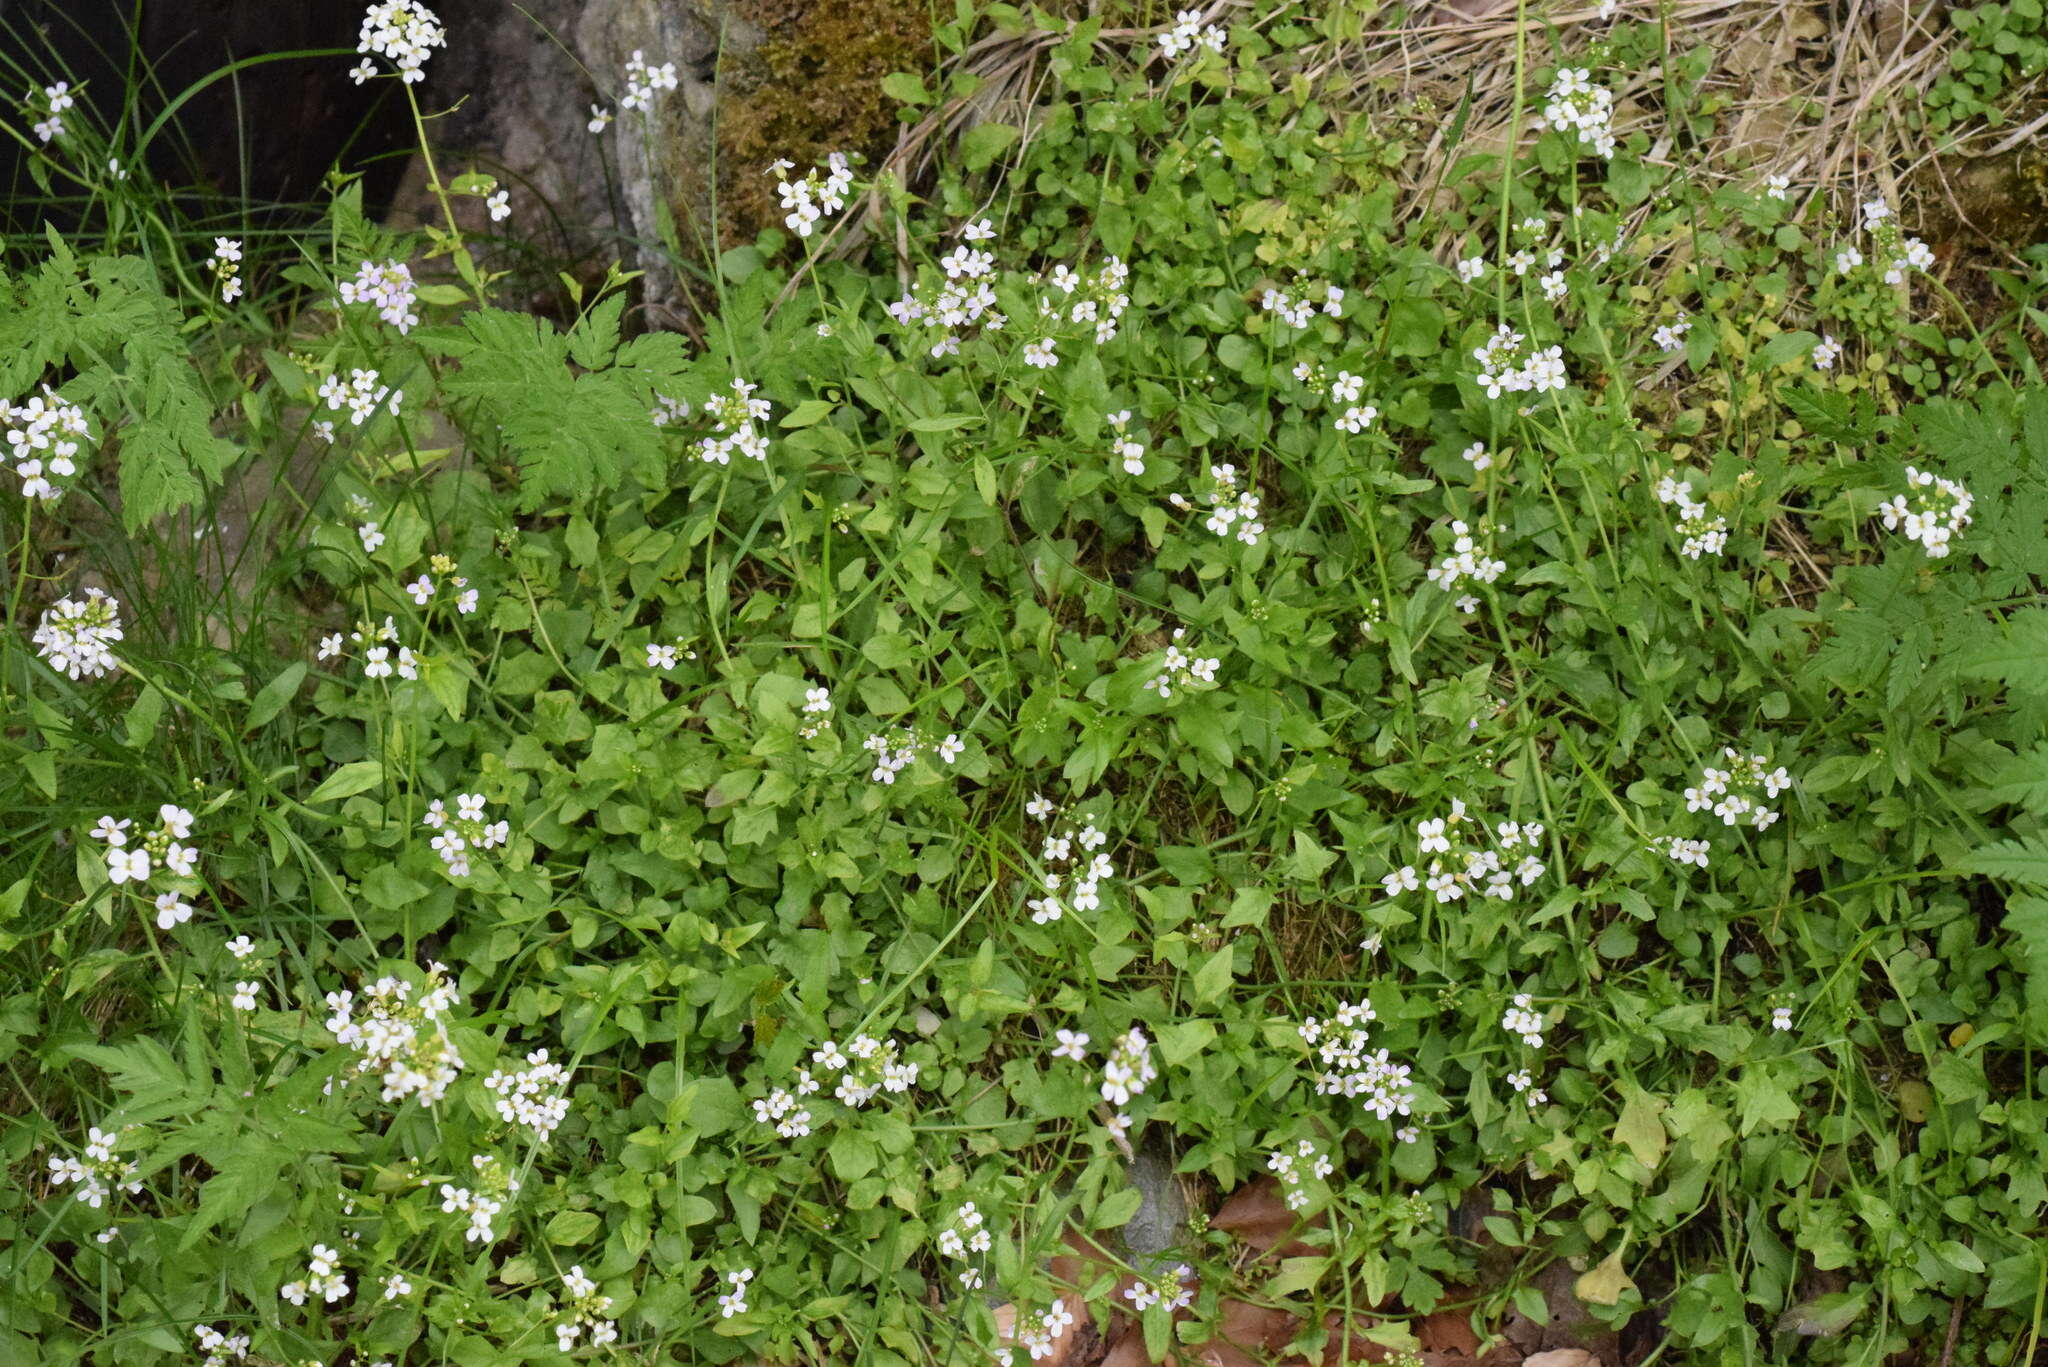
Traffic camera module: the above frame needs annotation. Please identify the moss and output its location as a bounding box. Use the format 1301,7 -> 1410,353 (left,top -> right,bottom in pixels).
714,0 -> 931,242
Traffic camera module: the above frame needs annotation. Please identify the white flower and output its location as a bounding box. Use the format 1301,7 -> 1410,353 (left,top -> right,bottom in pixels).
152,892 -> 193,930
486,190 -> 510,222
588,105 -> 613,134
231,981 -> 259,1011
358,522 -> 386,553
33,589 -> 124,680
356,1 -> 446,84
107,848 -> 151,885
338,260 -> 420,333
1052,1028 -> 1090,1061
1771,1006 -> 1793,1032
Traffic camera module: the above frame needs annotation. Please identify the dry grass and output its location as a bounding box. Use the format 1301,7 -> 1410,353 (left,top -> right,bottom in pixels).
852,0 -> 2047,282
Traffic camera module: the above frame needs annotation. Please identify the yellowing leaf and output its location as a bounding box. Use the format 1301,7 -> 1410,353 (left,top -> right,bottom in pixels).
1613,1084 -> 1668,1170
1574,1250 -> 1637,1306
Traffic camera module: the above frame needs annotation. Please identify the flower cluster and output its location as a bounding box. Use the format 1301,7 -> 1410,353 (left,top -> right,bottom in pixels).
1651,834 -> 1711,868
279,1243 -> 349,1306
1298,999 -> 1415,1119
1501,993 -> 1546,1048
798,683 -> 833,739
1847,197 -> 1938,286
355,1 -> 446,84
771,153 -> 853,238
750,1077 -> 815,1138
421,790 -> 510,877
437,1154 -> 520,1244
1380,801 -> 1546,905
1167,462 -> 1264,546
1292,362 -> 1377,433
1652,312 -> 1691,355
1025,255 -> 1133,368
34,588 -> 124,680
1015,1301 -> 1078,1362
323,961 -> 465,1105
1156,8 -> 1227,59
718,1268 -> 754,1318
1099,1027 -> 1157,1109
27,80 -> 71,143
620,48 -> 678,112
483,1048 -> 571,1141
1143,628 -> 1221,700
1879,465 -> 1972,558
47,1124 -> 143,1210
862,726 -> 964,783
319,367 -> 405,428
1684,749 -> 1791,829
8,385 -> 91,503
1107,408 -> 1146,474
1267,1138 -> 1335,1211
318,616 -> 417,682
1506,1068 -> 1548,1108
934,1201 -> 994,1289
1653,475 -> 1729,560
1261,276 -> 1344,329
338,259 -> 420,333
397,553 -> 478,613
1023,793 -> 1114,925
1124,1262 -> 1198,1313
91,805 -> 202,926
885,219 -> 1006,358
689,378 -> 772,464
209,238 -> 242,303
650,393 -> 691,428
553,1266 -> 619,1352
1472,323 -> 1567,399
1423,519 -> 1507,596
818,1033 -> 921,1107
1535,66 -> 1616,158
193,1325 -> 251,1367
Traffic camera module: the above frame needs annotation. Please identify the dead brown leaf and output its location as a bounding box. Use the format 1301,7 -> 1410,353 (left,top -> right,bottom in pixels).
1418,1309 -> 1481,1355
1212,1177 -> 1320,1260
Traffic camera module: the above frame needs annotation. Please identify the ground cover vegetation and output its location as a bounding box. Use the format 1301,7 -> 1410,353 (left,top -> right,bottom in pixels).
5,1 -> 2048,1365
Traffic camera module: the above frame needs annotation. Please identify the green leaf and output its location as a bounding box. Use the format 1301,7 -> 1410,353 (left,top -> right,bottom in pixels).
1612,1085 -> 1668,1170
1969,838 -> 2048,886
1191,944 -> 1234,1003
123,683 -> 165,748
1957,610 -> 2048,696
880,71 -> 929,105
960,122 -> 1021,171
1090,1185 -> 1142,1230
180,1148 -> 284,1251
1760,330 -> 1819,367
1775,1290 -> 1867,1337
905,413 -> 979,432
781,398 -> 836,428
306,760 -> 384,804
1267,1256 -> 1328,1297
2002,895 -> 2048,1042
545,1210 -> 602,1245
244,662 -> 307,733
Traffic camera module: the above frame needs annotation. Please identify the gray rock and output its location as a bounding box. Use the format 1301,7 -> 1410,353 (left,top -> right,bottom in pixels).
1121,1140 -> 1190,1271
